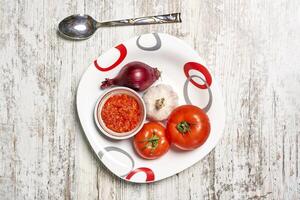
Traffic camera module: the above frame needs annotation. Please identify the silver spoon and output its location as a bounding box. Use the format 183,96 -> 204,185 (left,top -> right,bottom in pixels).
58,13 -> 181,40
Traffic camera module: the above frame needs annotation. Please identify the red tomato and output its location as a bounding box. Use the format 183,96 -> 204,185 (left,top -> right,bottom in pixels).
133,122 -> 170,159
166,105 -> 210,150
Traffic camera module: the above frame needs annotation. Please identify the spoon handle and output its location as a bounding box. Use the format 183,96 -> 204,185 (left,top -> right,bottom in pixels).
97,13 -> 181,27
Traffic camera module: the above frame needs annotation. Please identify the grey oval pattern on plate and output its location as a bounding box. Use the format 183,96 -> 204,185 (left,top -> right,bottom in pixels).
183,75 -> 213,113
136,33 -> 162,51
98,146 -> 135,177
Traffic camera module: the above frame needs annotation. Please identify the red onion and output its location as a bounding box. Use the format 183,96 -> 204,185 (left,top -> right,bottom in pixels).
101,61 -> 160,91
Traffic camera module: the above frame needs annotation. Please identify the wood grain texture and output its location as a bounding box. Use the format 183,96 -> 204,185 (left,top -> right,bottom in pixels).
0,0 -> 299,199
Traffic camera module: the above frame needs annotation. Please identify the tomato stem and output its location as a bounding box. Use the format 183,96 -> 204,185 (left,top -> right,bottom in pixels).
141,132 -> 160,151
176,121 -> 191,134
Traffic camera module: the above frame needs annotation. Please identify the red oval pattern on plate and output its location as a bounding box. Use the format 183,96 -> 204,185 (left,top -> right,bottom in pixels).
94,44 -> 127,72
125,167 -> 155,182
184,62 -> 212,89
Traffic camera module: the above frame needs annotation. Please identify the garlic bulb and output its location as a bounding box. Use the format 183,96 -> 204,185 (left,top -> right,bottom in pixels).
143,84 -> 179,121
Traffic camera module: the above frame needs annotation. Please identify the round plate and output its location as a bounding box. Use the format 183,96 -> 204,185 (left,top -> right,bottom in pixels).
76,33 -> 225,183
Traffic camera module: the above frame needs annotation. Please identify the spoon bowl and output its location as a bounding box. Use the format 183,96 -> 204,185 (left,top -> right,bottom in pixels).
58,14 -> 97,40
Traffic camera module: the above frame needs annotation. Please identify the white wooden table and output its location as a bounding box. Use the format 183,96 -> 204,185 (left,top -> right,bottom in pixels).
1,0 -> 299,199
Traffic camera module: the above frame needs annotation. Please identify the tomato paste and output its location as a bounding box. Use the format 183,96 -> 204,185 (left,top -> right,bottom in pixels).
101,94 -> 141,133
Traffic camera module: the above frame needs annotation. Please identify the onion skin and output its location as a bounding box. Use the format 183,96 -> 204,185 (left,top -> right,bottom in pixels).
101,61 -> 160,91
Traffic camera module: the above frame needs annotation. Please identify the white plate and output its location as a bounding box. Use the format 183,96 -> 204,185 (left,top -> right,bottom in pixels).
76,33 -> 225,183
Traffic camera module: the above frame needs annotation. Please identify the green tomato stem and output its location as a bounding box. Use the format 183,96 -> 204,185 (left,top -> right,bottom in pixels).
176,121 -> 191,134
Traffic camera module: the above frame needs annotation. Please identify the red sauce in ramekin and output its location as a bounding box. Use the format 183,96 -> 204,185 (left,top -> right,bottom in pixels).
100,94 -> 141,133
